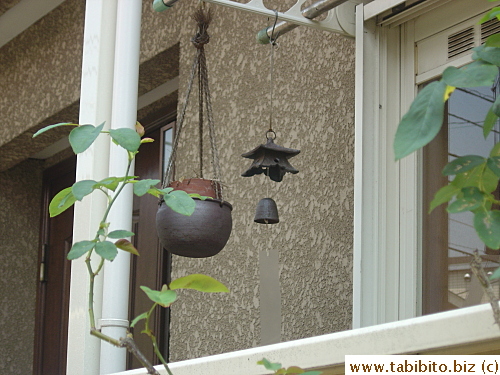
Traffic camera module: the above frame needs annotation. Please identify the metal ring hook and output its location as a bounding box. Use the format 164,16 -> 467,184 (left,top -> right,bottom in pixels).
269,9 -> 280,46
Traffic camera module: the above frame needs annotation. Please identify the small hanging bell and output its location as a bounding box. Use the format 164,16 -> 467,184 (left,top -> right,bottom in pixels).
254,198 -> 279,224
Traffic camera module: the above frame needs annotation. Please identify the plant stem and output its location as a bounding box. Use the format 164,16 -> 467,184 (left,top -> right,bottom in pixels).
470,250 -> 500,327
82,152 -> 164,374
145,304 -> 175,375
101,159 -> 133,224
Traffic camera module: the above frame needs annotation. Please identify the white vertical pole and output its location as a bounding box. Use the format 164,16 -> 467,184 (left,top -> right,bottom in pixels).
99,0 -> 143,373
67,0 -> 118,374
352,3 -> 381,329
352,2 -> 365,330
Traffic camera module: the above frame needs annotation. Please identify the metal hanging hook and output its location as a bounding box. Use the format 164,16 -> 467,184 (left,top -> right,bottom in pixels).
269,9 -> 281,46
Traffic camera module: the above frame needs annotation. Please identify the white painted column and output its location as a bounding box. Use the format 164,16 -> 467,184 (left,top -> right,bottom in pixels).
352,3 -> 380,329
99,1 -> 143,373
67,0 -> 118,374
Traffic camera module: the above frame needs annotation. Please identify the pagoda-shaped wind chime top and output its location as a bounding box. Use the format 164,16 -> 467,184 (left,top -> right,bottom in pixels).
241,130 -> 299,182
241,11 -> 300,223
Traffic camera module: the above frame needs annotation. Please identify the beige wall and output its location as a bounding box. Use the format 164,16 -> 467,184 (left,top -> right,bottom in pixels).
0,159 -> 43,375
0,0 -> 355,367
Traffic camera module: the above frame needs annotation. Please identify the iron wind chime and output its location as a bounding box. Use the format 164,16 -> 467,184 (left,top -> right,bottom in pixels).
241,12 -> 300,224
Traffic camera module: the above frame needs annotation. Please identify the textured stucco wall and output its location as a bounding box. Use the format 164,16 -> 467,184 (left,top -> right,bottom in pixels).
0,0 -> 84,171
141,0 -> 355,361
0,159 -> 43,375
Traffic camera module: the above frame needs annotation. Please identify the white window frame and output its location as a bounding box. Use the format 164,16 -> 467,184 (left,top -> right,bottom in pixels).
353,0 -> 496,328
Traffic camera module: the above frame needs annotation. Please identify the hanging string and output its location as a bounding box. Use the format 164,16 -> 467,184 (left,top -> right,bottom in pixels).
267,10 -> 280,138
163,7 -> 223,200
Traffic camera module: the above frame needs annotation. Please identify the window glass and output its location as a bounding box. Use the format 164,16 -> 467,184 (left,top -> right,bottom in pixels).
161,124 -> 174,182
423,83 -> 500,313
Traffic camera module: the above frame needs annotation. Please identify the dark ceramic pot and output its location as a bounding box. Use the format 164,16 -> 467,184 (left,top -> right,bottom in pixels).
156,178 -> 232,258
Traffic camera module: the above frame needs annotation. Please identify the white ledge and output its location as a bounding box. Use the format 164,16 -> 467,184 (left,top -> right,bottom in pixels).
111,304 -> 500,375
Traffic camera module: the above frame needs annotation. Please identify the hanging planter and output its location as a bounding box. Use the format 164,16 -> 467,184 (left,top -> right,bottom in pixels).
156,8 -> 232,258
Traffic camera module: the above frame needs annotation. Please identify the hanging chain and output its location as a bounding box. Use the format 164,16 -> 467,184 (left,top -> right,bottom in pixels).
162,55 -> 199,188
162,7 -> 223,200
198,49 -> 204,178
267,11 -> 280,138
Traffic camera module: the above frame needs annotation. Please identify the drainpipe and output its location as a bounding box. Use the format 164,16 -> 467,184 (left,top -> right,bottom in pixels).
99,0 -> 142,374
67,0 -> 118,374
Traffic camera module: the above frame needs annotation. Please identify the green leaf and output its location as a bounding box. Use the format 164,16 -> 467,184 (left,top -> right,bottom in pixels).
257,359 -> 282,371
442,155 -> 485,176
488,156 -> 500,177
492,95 -> 500,118
157,187 -> 173,195
95,241 -> 118,261
447,187 -> 484,213
72,180 -> 97,201
49,187 -> 77,217
450,163 -> 497,192
285,367 -> 305,374
133,179 -> 161,196
114,239 -> 139,256
486,34 -> 500,48
474,209 -> 500,249
130,312 -> 148,328
108,230 -> 135,239
394,81 -> 447,160
96,176 -> 136,191
96,177 -> 122,191
150,187 -> 174,198
472,45 -> 486,60
480,7 -> 500,23
484,166 -> 499,193
189,193 -> 210,201
483,108 -> 499,138
429,184 -> 460,213
109,128 -> 141,152
32,122 -> 78,138
140,285 -> 177,307
475,47 -> 500,66
490,266 -> 500,281
69,122 -> 105,154
67,240 -> 96,260
301,372 -> 323,375
163,189 -> 196,216
442,61 -> 498,87
146,188 -> 162,198
491,142 -> 500,157
169,274 -> 229,293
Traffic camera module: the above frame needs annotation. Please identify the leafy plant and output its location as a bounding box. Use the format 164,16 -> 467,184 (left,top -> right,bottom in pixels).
34,121 -> 229,375
257,358 -> 322,375
394,2 -> 500,256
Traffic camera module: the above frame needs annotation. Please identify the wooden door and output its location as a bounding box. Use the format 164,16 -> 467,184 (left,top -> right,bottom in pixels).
33,157 -> 76,375
128,123 -> 173,369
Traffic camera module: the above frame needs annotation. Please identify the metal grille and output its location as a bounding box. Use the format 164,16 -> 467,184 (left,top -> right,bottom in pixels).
481,18 -> 500,44
447,27 -> 474,59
